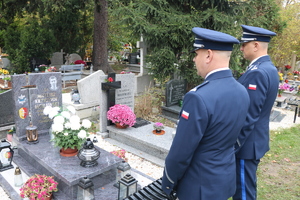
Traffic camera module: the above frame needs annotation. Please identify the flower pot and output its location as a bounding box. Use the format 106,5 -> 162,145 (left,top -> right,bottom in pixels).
278,94 -> 282,97
0,79 -> 12,88
115,123 -> 128,129
7,134 -> 13,142
152,130 -> 165,135
60,148 -> 78,157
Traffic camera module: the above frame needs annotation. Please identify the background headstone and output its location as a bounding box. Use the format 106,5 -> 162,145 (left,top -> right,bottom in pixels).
77,70 -> 105,104
99,73 -> 135,132
0,90 -> 14,127
50,51 -> 65,69
1,58 -> 11,69
64,53 -> 82,65
165,79 -> 186,107
12,73 -> 62,140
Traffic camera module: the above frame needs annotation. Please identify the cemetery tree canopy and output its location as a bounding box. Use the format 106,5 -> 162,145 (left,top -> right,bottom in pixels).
110,0 -> 284,88
270,1 -> 300,67
0,0 -> 93,73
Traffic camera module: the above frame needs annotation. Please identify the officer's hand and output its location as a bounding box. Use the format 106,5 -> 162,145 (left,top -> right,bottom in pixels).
162,190 -> 177,200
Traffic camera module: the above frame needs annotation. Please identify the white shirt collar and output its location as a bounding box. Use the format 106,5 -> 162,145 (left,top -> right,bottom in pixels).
205,68 -> 229,79
249,55 -> 268,66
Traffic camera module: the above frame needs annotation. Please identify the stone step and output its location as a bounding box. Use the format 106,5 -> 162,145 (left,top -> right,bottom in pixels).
106,123 -> 174,163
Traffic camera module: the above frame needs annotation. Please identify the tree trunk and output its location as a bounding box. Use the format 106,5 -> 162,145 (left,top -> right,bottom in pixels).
93,0 -> 114,73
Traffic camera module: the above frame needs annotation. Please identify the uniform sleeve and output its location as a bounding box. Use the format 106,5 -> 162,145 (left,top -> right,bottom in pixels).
162,91 -> 208,195
236,70 -> 268,151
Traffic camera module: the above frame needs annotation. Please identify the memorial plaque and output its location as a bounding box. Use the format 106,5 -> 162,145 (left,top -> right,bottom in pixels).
11,73 -> 62,140
165,79 -> 186,107
0,90 -> 14,126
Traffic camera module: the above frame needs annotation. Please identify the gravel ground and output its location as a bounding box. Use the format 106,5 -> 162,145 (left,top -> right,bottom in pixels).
0,107 -> 298,199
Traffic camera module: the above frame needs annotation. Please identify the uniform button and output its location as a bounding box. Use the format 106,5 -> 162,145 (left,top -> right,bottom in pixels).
166,187 -> 170,189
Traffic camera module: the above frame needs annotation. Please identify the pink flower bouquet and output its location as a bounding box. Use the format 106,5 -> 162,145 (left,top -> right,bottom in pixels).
20,174 -> 58,200
107,104 -> 136,127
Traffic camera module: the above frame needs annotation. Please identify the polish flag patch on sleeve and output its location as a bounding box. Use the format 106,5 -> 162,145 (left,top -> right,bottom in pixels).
181,110 -> 189,119
248,84 -> 257,90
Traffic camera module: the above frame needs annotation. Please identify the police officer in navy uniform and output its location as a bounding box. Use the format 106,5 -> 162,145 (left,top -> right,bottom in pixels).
161,27 -> 250,200
233,25 -> 279,200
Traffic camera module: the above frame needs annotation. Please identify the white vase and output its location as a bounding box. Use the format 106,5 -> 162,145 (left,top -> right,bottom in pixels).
4,80 -> 8,88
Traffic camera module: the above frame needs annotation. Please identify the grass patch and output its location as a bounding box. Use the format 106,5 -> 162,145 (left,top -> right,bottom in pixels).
228,125 -> 300,200
257,125 -> 300,199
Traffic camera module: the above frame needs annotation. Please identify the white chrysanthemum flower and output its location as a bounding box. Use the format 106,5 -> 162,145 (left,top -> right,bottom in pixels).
69,115 -> 80,124
78,130 -> 87,139
82,119 -> 92,129
52,123 -> 64,133
64,122 -> 71,129
67,106 -> 76,114
61,111 -> 71,119
64,132 -> 69,136
53,115 -> 64,124
43,106 -> 52,116
70,122 -> 81,130
48,110 -> 59,119
53,107 -> 60,112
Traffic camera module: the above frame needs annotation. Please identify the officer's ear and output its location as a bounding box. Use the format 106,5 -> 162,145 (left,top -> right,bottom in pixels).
253,42 -> 260,52
206,49 -> 213,63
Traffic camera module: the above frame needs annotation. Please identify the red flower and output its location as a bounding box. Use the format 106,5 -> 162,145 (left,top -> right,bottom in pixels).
74,60 -> 87,66
285,65 -> 291,70
108,77 -> 113,82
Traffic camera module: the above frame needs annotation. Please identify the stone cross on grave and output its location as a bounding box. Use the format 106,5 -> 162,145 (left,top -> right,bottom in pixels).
22,82 -> 37,123
101,73 -> 121,125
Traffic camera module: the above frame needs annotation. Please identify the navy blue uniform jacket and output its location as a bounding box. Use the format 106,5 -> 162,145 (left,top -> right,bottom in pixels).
236,55 -> 279,159
162,70 -> 250,200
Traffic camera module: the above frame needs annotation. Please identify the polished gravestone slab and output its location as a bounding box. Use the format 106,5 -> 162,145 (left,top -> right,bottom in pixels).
12,134 -> 123,199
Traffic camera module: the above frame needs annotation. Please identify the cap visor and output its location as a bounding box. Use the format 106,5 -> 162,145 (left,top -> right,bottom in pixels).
190,47 -> 200,53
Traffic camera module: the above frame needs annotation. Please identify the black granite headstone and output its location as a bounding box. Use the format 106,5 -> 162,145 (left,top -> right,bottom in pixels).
101,73 -> 121,125
0,90 -> 14,126
11,73 -> 62,141
165,79 -> 186,107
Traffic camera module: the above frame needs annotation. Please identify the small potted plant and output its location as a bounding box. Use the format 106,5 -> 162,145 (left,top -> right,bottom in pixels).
38,64 -> 47,72
107,104 -> 136,128
20,174 -> 58,200
6,126 -> 15,142
153,122 -> 165,135
46,66 -> 57,72
278,83 -> 290,97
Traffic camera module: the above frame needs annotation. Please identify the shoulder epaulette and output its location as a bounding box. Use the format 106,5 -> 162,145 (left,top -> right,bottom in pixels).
190,80 -> 209,92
